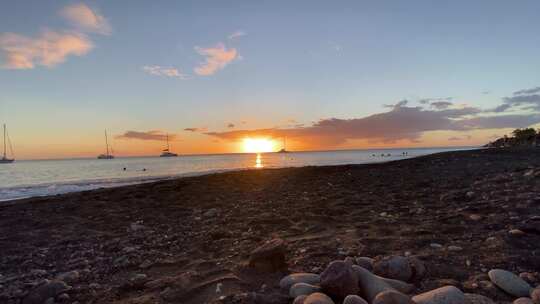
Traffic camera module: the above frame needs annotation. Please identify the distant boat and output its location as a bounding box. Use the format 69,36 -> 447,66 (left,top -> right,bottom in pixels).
160,133 -> 178,157
277,137 -> 290,153
1,124 -> 15,164
97,129 -> 114,159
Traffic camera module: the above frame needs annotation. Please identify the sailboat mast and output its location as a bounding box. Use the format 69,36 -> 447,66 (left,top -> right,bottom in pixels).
3,124 -> 6,159
166,134 -> 170,151
283,137 -> 286,151
105,130 -> 109,156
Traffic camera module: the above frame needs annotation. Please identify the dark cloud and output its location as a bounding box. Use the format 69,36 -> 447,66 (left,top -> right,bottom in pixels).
206,104 -> 538,147
384,99 -> 408,108
419,97 -> 453,105
116,130 -> 176,141
514,86 -> 540,95
227,123 -> 235,128
430,101 -> 453,110
448,135 -> 472,141
184,127 -> 207,132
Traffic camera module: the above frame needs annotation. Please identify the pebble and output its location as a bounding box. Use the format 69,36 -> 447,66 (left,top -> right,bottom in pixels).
293,295 -> 308,304
488,269 -> 532,297
470,214 -> 482,221
280,273 -> 321,290
447,246 -> 463,251
373,290 -> 414,304
343,294 -> 368,304
509,229 -> 526,236
55,271 -> 79,283
430,243 -> 443,249
514,298 -> 534,304
412,286 -> 465,304
320,260 -> 359,299
304,292 -> 335,304
290,283 -> 321,298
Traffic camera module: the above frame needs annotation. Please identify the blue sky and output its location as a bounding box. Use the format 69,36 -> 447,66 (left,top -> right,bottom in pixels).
1,1 -> 540,158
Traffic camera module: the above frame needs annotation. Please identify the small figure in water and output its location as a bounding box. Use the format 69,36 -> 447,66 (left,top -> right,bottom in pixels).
123,167 -> 126,171
142,168 -> 147,171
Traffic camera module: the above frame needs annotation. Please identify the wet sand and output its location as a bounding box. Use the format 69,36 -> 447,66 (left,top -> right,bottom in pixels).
1,148 -> 540,304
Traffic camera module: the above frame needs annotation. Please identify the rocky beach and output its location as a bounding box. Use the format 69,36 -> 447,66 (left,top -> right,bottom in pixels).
1,148 -> 540,304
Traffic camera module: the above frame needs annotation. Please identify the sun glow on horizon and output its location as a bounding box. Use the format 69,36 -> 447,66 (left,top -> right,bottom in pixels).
242,138 -> 275,153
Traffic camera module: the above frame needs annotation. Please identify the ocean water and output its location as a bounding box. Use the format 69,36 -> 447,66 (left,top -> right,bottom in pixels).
0,147 -> 473,201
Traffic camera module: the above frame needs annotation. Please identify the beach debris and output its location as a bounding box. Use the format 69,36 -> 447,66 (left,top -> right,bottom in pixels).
320,260 -> 359,300
488,269 -> 532,297
412,286 -> 465,304
248,238 -> 288,272
280,273 -> 321,290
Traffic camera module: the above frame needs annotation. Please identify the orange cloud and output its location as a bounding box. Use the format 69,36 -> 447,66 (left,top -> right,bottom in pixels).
60,3 -> 111,35
194,43 -> 238,76
0,31 -> 93,69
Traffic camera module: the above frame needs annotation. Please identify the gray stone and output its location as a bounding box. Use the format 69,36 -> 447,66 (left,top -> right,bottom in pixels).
343,294 -> 368,304
373,290 -> 414,304
488,269 -> 532,297
55,271 -> 79,283
320,260 -> 358,299
464,293 -> 495,304
407,256 -> 426,281
373,256 -> 413,282
290,283 -> 321,298
304,292 -> 335,304
280,273 -> 321,290
353,265 -> 395,303
412,286 -> 465,304
23,280 -> 71,304
356,257 -> 374,272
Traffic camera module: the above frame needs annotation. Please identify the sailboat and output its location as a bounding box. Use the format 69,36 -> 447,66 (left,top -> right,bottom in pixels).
97,130 -> 114,159
1,124 -> 15,164
278,137 -> 289,153
160,133 -> 178,157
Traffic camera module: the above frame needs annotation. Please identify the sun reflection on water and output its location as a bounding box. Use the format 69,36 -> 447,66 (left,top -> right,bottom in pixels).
254,153 -> 263,168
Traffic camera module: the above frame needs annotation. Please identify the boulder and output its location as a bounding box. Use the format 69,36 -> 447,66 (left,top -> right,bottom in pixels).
373,256 -> 413,282
343,295 -> 369,304
464,293 -> 495,304
23,280 -> 71,304
280,273 -> 321,290
488,269 -> 532,297
412,286 -> 465,304
248,238 -> 287,272
304,292 -> 335,304
373,290 -> 414,304
320,260 -> 359,299
290,283 -> 321,298
353,265 -> 395,302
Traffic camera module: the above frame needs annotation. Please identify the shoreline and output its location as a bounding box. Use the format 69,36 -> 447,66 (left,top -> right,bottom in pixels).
1,148 -> 539,303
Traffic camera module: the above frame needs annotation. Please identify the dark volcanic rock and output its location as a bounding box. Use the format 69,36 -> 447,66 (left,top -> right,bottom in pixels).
248,238 -> 288,272
320,260 -> 359,300
373,256 -> 413,282
23,280 -> 70,304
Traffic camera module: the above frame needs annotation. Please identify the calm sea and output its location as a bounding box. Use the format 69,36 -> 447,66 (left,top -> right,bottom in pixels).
0,147 -> 474,201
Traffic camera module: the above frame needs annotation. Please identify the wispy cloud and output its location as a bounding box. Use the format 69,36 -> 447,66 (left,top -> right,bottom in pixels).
142,65 -> 186,78
227,123 -> 235,128
448,135 -> 472,141
60,3 -> 111,35
116,130 -> 176,141
0,31 -> 93,69
228,30 -> 246,40
184,127 -> 207,132
430,101 -> 453,110
194,43 -> 238,76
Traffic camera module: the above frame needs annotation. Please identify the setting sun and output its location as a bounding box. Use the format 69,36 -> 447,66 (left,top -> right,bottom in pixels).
242,138 -> 275,153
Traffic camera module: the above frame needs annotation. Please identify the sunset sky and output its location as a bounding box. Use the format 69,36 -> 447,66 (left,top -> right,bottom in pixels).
1,1 -> 540,159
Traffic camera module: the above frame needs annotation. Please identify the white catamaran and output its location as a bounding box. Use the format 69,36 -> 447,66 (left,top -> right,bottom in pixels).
97,130 -> 114,159
160,133 -> 178,157
1,124 -> 15,164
